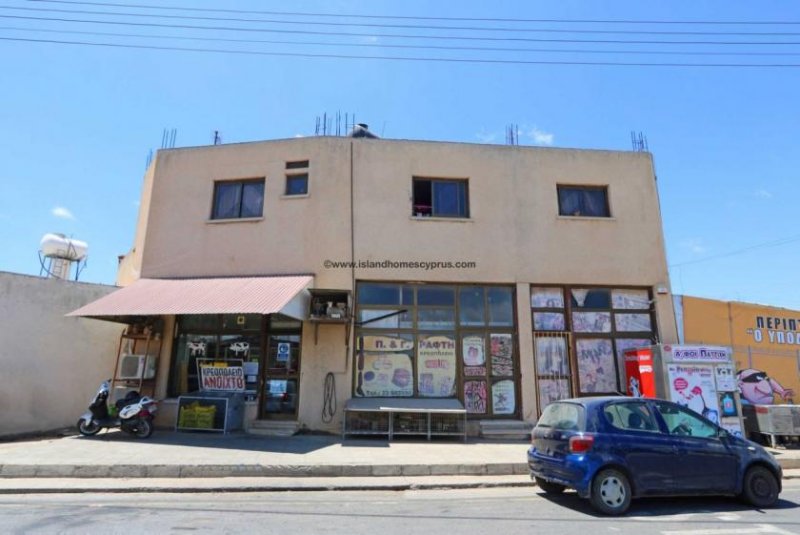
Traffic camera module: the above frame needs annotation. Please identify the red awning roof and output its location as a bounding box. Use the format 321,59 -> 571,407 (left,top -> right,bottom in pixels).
67,276 -> 313,320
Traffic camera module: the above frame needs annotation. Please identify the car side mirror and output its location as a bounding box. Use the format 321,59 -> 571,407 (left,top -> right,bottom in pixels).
717,428 -> 730,439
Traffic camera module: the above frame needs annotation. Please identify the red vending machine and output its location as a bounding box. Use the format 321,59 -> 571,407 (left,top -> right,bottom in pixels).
623,347 -> 657,398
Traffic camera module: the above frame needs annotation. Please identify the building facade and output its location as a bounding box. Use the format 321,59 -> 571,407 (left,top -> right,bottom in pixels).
73,133 -> 679,434
676,295 -> 798,406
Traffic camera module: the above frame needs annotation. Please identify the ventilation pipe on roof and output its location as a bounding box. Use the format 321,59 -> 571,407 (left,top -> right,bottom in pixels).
348,123 -> 379,139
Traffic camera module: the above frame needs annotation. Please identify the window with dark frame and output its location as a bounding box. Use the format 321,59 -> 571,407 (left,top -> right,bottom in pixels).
557,185 -> 610,217
412,178 -> 469,218
285,160 -> 309,196
354,282 -> 518,418
211,179 -> 265,220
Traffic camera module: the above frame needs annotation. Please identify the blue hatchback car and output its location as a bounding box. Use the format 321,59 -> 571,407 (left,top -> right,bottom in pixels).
528,396 -> 782,515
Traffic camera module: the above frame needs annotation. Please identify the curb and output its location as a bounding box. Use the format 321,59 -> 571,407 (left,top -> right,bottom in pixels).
0,479 -> 537,495
0,463 -> 532,479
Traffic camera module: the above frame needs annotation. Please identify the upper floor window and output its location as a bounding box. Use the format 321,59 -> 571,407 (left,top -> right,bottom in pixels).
285,160 -> 309,196
412,177 -> 469,218
557,185 -> 610,217
211,179 -> 265,220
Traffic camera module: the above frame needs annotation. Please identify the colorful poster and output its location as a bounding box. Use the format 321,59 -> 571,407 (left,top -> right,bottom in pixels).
714,364 -> 737,392
538,378 -> 571,411
667,364 -> 721,424
492,380 -> 515,415
464,380 -> 487,414
357,352 -> 414,397
418,335 -> 456,397
533,312 -> 565,331
462,335 -> 485,366
614,338 -> 651,387
718,392 -> 739,417
531,288 -> 564,308
535,337 -> 569,376
490,334 -> 514,376
612,289 -> 650,310
464,366 -> 486,377
576,339 -> 617,393
573,312 -> 612,333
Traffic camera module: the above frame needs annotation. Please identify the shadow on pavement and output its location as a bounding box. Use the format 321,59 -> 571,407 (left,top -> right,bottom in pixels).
537,490 -> 799,518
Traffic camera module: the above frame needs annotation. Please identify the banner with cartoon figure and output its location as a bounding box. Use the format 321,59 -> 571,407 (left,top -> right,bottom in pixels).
667,364 -> 721,424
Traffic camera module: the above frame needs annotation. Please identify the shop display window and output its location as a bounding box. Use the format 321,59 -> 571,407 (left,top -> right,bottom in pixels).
354,282 -> 518,417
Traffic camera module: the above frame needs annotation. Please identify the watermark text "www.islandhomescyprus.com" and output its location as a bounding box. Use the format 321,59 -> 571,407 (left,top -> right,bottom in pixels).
323,259 -> 477,270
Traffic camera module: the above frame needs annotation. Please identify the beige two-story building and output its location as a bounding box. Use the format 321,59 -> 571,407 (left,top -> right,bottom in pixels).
71,126 -> 678,436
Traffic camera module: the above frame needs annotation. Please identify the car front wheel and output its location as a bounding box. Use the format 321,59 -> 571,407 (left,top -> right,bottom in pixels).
535,477 -> 566,494
590,468 -> 632,516
741,466 -> 779,508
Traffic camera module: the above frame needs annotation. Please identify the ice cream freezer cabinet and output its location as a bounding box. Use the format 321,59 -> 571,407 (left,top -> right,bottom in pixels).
624,344 -> 746,438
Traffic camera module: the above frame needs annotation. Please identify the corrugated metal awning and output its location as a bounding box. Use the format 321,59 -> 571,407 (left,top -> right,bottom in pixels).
67,276 -> 313,321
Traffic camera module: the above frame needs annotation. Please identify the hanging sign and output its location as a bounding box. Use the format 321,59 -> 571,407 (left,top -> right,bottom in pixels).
198,360 -> 245,392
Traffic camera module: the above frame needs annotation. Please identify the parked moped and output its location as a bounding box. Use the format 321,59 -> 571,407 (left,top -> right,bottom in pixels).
77,380 -> 158,438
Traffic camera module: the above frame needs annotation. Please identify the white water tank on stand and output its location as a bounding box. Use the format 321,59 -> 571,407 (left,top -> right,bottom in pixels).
39,233 -> 88,280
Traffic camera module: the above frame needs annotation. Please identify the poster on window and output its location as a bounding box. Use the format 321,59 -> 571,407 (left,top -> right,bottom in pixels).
418,335 -> 456,397
572,312 -> 612,333
462,335 -> 485,366
715,365 -> 737,392
531,288 -> 564,308
464,380 -> 487,414
490,334 -> 514,376
615,313 -> 652,332
356,352 -> 414,397
492,380 -> 515,415
535,337 -> 569,376
198,359 -> 245,392
538,378 -> 571,411
533,312 -> 565,331
360,335 -> 414,352
576,339 -> 617,393
666,364 -> 721,424
612,289 -> 650,310
464,366 -> 486,377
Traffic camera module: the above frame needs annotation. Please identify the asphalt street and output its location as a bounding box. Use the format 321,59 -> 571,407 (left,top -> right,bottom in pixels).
0,480 -> 798,535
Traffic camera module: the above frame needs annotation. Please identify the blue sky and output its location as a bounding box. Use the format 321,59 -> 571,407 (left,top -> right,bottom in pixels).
1,0 -> 799,309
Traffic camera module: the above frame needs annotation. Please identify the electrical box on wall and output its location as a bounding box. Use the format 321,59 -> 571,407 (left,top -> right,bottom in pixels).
309,289 -> 351,322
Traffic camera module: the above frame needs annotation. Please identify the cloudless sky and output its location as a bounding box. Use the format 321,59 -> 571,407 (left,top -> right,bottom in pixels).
1,0 -> 799,309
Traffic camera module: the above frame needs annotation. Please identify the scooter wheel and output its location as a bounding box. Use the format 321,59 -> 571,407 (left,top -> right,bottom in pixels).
77,418 -> 101,436
133,418 -> 154,439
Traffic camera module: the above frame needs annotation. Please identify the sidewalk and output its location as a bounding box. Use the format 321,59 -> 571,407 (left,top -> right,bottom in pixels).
0,430 -> 798,494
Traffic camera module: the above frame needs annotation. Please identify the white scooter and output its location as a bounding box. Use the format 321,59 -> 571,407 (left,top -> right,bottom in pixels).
77,380 -> 158,439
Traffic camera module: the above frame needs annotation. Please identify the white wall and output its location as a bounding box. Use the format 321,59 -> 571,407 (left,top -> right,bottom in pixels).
0,272 -> 123,437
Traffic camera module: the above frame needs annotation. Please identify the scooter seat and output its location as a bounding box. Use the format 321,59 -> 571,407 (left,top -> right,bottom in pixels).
116,391 -> 141,409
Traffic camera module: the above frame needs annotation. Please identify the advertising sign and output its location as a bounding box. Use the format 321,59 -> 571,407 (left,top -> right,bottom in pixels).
462,335 -> 485,366
667,364 -> 721,424
198,360 -> 245,392
666,345 -> 731,363
357,353 -> 414,397
492,379 -> 515,415
276,342 -> 291,363
464,380 -> 487,414
418,335 -> 456,397
624,348 -> 657,398
490,334 -> 514,376
714,365 -> 737,392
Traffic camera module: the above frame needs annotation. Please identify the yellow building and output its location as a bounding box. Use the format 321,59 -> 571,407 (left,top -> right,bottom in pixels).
676,296 -> 798,405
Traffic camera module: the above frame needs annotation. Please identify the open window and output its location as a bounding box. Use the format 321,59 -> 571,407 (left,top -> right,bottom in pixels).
412,178 -> 469,218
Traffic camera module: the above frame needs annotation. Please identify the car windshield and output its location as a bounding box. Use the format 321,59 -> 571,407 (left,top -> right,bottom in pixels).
537,402 -> 584,431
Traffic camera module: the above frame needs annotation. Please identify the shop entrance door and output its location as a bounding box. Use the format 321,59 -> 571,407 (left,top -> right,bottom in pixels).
259,331 -> 301,420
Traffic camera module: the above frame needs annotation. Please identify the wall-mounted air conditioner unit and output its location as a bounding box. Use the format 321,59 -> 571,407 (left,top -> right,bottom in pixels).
118,354 -> 157,380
